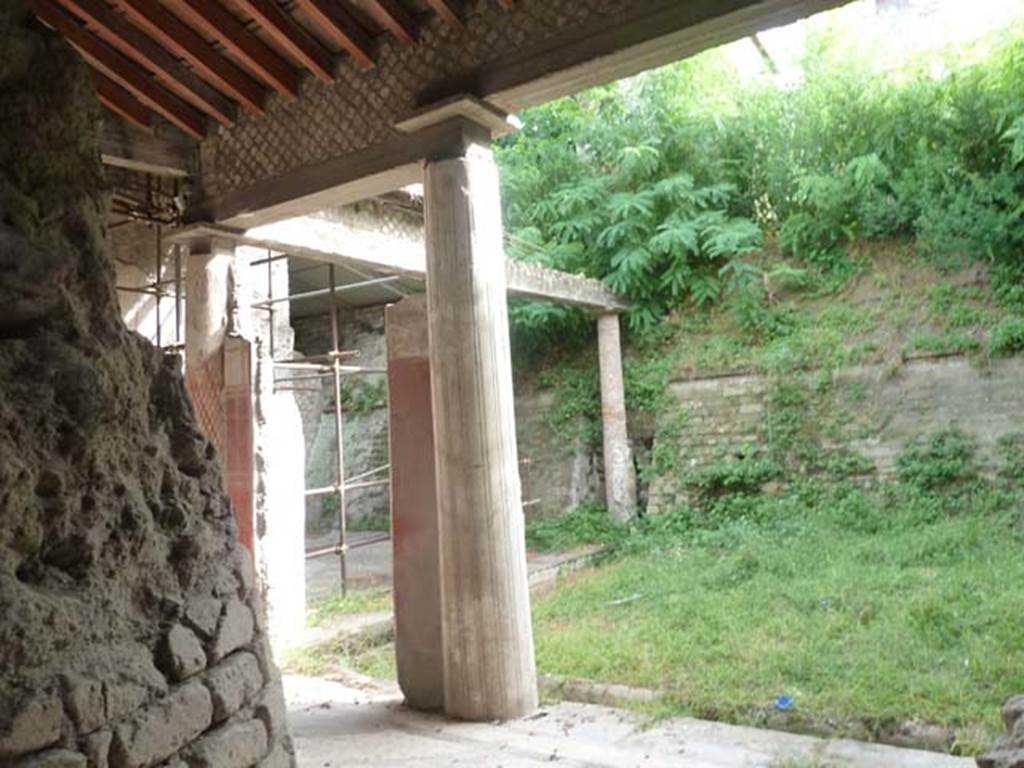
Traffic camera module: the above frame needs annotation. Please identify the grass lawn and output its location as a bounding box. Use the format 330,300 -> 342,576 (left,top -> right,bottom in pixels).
531,485 -> 1024,755
286,438 -> 1024,757
305,589 -> 393,626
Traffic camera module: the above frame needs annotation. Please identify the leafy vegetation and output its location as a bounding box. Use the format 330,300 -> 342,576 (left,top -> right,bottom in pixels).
897,430 -> 979,492
525,502 -> 624,552
497,18 -> 1024,346
340,379 -> 387,414
989,316 -> 1024,356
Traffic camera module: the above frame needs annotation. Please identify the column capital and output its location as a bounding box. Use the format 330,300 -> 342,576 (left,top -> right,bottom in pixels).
179,234 -> 237,257
396,95 -> 520,162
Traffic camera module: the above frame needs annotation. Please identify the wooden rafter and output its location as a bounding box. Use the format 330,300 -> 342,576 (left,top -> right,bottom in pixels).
33,0 -> 206,139
293,0 -> 374,69
55,0 -> 235,127
91,69 -> 153,133
364,0 -> 418,46
234,0 -> 335,83
161,0 -> 299,98
114,0 -> 266,113
100,115 -> 193,177
422,0 -> 464,29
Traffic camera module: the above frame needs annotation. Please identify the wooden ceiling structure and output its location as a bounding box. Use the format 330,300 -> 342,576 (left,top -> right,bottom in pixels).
31,0 -> 503,143
32,0 -> 853,227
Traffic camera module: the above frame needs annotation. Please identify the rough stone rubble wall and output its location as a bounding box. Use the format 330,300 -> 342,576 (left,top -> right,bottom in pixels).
0,7 -> 293,767
198,0 -> 634,200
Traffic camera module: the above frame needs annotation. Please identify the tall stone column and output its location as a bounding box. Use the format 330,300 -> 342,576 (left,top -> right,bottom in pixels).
424,134 -> 538,720
386,295 -> 443,711
597,313 -> 638,522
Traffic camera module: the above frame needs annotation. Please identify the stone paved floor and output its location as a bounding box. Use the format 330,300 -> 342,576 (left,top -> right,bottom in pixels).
284,675 -> 974,768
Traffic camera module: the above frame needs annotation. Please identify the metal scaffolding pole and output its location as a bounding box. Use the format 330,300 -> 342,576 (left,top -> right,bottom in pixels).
329,264 -> 349,597
174,244 -> 182,346
155,226 -> 162,348
267,249 -> 275,360
116,226 -> 186,353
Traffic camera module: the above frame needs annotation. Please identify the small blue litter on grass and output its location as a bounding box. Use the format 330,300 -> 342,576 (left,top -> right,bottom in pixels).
774,695 -> 795,711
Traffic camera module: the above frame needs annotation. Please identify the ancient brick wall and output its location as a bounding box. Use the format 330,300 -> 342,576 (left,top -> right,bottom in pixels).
0,7 -> 293,766
647,356 -> 1024,513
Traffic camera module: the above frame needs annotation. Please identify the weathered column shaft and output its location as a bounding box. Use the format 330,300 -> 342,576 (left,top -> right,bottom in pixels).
246,247 -> 306,653
183,238 -> 234,456
597,313 -> 638,522
386,295 -> 444,711
424,140 -> 538,720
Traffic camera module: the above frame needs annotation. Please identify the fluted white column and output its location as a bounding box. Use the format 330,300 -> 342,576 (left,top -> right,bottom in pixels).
424,139 -> 538,721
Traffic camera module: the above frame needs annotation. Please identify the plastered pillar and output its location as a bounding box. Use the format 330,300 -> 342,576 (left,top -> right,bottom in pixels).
184,239 -> 304,652
184,239 -> 233,375
597,313 -> 638,522
386,295 -> 443,711
424,137 -> 538,721
184,240 -> 231,461
184,238 -> 256,550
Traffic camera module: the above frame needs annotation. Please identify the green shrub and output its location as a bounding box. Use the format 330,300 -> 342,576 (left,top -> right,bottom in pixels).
992,263 -> 1024,313
824,449 -> 875,479
896,429 -> 979,493
497,19 -> 1024,353
997,433 -> 1024,483
340,380 -> 386,414
907,331 -> 981,355
989,316 -> 1024,356
779,154 -> 899,267
684,454 -> 781,503
827,487 -> 888,534
525,503 -> 624,552
539,362 -> 602,447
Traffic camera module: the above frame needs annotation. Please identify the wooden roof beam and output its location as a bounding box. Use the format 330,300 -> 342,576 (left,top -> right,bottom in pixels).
33,0 -> 206,139
55,0 -> 235,127
422,0 -> 464,29
234,0 -> 335,83
161,0 -> 300,98
91,69 -> 153,133
114,0 -> 266,113
364,0 -> 419,45
100,114 -> 193,177
293,0 -> 375,69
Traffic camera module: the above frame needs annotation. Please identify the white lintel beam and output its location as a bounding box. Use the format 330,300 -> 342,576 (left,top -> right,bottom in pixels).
167,223 -> 629,313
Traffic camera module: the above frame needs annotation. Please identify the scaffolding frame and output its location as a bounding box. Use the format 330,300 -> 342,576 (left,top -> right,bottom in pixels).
115,226 -> 185,351
124,235 -> 540,599
258,255 -> 399,598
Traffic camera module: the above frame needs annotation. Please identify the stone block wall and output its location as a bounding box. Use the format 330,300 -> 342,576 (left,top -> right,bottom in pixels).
647,356 -> 1024,514
515,388 -> 603,520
